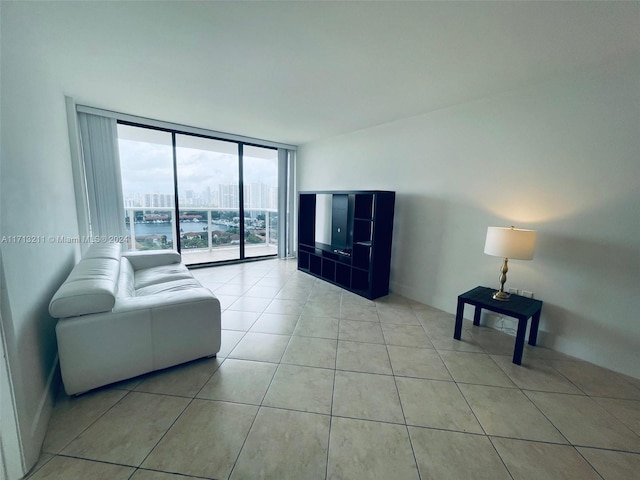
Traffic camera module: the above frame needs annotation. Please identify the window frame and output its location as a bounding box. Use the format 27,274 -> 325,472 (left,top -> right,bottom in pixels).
71,102 -> 296,265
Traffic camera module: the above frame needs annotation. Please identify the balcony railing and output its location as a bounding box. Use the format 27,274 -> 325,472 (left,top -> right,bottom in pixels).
124,206 -> 278,264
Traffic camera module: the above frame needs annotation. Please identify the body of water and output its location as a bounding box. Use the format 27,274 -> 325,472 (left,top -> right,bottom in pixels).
129,221 -> 232,237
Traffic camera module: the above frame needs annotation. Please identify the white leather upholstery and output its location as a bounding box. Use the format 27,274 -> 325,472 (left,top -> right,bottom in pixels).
132,264 -> 194,289
122,249 -> 181,269
49,243 -> 123,318
50,243 -> 221,395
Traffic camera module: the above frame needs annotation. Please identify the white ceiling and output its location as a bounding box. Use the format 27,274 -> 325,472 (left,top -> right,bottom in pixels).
8,1 -> 640,146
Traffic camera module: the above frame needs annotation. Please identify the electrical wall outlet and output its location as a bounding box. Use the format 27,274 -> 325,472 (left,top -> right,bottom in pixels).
521,290 -> 534,298
508,287 -> 519,295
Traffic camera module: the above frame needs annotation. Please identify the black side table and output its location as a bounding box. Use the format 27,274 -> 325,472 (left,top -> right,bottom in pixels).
453,286 -> 543,365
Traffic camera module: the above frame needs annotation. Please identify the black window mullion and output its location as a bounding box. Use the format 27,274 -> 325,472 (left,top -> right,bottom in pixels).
117,119 -> 282,264
171,132 -> 181,254
238,143 -> 245,260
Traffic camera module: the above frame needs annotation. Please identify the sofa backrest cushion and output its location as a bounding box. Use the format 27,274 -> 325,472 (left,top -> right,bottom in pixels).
49,243 -> 123,318
118,257 -> 136,298
80,242 -> 123,260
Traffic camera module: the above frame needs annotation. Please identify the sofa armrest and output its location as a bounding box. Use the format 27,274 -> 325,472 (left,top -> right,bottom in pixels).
122,250 -> 181,270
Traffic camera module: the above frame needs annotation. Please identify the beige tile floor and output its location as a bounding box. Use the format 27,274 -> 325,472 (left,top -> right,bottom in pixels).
28,259 -> 640,480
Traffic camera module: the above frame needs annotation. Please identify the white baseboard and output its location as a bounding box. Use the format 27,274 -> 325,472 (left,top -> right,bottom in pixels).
1,321 -> 24,480
389,280 -> 425,304
22,355 -> 59,475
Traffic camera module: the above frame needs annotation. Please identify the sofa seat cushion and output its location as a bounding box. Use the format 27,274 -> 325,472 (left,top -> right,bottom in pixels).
133,264 -> 194,289
135,278 -> 204,297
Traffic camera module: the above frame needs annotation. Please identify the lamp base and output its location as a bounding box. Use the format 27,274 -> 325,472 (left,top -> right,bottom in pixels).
492,290 -> 510,301
493,257 -> 511,301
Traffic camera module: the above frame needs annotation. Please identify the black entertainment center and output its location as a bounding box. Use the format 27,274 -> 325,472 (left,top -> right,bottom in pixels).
297,190 -> 396,299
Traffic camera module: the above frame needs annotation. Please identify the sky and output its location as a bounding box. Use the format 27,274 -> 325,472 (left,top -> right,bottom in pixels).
117,125 -> 278,200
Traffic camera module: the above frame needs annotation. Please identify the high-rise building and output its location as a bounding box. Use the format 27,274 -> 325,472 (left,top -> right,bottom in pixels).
243,182 -> 278,210
218,184 -> 239,209
268,185 -> 278,210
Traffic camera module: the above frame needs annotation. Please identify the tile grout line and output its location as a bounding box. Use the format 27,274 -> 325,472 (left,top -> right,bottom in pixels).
485,436 -> 517,480
40,259 -> 640,479
219,261 -> 288,480
388,339 -> 424,479
44,387 -> 134,457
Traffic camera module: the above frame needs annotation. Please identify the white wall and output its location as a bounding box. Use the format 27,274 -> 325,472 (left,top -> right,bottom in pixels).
298,54 -> 640,379
314,194 -> 333,245
0,9 -> 638,478
0,6 -> 81,477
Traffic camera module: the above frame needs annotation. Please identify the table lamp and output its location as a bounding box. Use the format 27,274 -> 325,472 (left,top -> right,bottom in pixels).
484,226 -> 537,301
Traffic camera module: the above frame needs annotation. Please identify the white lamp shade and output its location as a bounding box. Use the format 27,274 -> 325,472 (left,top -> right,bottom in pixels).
484,226 -> 537,260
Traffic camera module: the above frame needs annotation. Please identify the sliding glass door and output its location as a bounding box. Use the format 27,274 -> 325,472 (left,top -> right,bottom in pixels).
117,123 -> 280,264
175,135 -> 241,263
242,145 -> 278,259
118,125 -> 176,251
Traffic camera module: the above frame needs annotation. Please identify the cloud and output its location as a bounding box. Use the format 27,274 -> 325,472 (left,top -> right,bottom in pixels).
118,138 -> 278,198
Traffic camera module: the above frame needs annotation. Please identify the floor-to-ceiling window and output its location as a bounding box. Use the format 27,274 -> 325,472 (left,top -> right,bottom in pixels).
118,125 -> 176,251
175,134 -> 241,263
117,123 -> 281,265
241,145 -> 279,259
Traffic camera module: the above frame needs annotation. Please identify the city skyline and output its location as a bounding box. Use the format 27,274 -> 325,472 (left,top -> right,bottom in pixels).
123,181 -> 278,210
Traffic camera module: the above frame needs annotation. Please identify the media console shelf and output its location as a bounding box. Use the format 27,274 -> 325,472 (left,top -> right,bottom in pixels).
297,190 -> 395,299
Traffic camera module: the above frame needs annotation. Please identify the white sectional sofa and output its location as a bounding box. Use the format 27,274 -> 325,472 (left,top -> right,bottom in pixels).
49,242 -> 221,395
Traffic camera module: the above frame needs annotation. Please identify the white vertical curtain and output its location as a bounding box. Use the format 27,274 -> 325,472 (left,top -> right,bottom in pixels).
278,148 -> 296,258
77,112 -> 126,238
